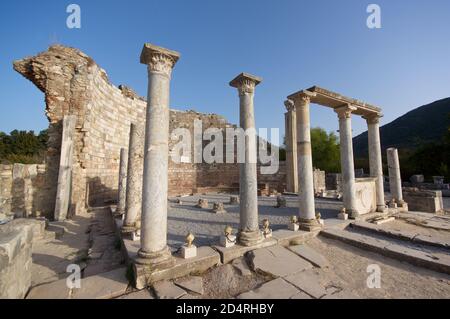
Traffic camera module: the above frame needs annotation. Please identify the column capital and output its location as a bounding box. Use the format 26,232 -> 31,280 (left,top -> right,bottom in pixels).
140,43 -> 180,77
229,72 -> 262,95
335,104 -> 357,119
363,113 -> 383,125
287,90 -> 316,105
284,99 -> 295,112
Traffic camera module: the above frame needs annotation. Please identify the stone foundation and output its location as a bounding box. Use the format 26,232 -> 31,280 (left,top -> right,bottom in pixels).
403,188 -> 444,213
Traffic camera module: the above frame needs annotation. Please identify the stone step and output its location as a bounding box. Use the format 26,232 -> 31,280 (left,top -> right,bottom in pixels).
321,228 -> 450,275
351,221 -> 450,250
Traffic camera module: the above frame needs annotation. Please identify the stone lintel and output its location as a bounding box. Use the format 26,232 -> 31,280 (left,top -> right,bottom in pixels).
229,72 -> 262,88
140,43 -> 181,65
272,229 -> 320,247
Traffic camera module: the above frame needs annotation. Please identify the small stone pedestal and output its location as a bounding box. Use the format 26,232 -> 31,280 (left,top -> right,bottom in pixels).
181,245 -> 197,259
212,202 -> 226,214
220,235 -> 236,248
275,196 -> 287,208
338,213 -> 348,220
288,223 -> 299,231
196,199 -> 209,209
229,196 -> 240,205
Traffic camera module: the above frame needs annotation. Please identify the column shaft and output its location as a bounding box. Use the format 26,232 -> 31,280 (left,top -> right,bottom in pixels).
230,73 -> 263,246
336,106 -> 358,218
122,123 -> 144,232
366,117 -> 386,212
116,148 -> 128,215
137,44 -> 180,267
296,97 -> 318,229
387,148 -> 404,203
284,100 -> 298,193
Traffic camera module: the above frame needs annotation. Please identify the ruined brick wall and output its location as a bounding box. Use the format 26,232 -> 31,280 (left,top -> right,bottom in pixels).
0,164 -> 48,217
13,45 -> 286,217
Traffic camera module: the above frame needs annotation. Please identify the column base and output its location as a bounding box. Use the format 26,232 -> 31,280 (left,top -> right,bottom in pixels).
376,205 -> 388,213
298,218 -> 323,232
135,246 -> 175,270
121,223 -> 138,234
346,209 -> 360,219
238,230 -> 264,247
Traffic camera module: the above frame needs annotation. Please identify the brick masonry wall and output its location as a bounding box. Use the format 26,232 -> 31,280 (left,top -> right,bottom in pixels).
12,45 -> 287,218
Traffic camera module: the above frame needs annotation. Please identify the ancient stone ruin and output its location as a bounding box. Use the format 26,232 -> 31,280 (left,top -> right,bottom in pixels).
1,43 -> 449,300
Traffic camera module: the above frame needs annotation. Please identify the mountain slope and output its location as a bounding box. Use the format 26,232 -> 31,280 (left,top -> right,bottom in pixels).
353,98 -> 450,157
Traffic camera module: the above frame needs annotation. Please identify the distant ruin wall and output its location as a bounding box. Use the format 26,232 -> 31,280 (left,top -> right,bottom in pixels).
12,45 -> 285,218
0,164 -> 49,217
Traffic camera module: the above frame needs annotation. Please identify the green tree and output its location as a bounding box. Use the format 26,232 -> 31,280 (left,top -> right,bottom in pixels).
0,129 -> 48,164
311,127 -> 341,173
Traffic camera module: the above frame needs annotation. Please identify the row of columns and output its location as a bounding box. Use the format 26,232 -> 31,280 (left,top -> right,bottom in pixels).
115,42 -> 400,269
284,96 -> 387,221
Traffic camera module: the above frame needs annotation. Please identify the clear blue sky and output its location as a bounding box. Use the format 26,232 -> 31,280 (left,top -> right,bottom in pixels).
1,0 -> 449,143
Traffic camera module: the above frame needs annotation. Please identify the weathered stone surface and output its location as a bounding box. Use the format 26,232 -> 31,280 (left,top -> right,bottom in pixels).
272,229 -> 319,247
72,268 -> 129,299
247,245 -> 313,278
26,278 -> 71,299
288,244 -> 330,268
174,276 -> 204,295
290,291 -> 313,299
284,269 -> 328,299
214,238 -> 277,264
232,257 -> 252,276
322,290 -> 359,299
153,280 -> 187,299
116,289 -> 154,299
237,278 -> 300,299
0,220 -> 34,299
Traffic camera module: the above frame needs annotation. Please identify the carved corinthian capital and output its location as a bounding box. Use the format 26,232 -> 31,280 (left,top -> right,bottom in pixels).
229,72 -> 262,96
335,104 -> 357,120
140,43 -> 180,78
363,114 -> 382,125
284,99 -> 295,112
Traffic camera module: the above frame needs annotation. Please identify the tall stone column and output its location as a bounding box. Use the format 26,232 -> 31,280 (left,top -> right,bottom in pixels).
116,148 -> 128,216
335,105 -> 359,218
136,44 -> 180,268
290,93 -> 321,231
364,114 -> 386,212
387,148 -> 406,206
284,99 -> 298,193
230,73 -> 263,246
54,115 -> 77,221
122,123 -> 144,233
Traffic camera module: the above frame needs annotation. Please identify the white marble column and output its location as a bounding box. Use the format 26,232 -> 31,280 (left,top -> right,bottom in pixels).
291,93 -> 321,231
365,114 -> 386,212
387,148 -> 406,206
137,44 -> 180,268
284,99 -> 298,193
230,73 -> 263,246
122,123 -> 144,233
54,115 -> 77,221
116,148 -> 128,215
335,105 -> 359,218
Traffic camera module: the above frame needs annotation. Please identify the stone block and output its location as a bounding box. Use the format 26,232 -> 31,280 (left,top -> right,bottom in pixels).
214,238 -> 277,264
181,245 -> 197,259
153,280 -> 187,299
247,245 -> 313,278
237,278 -> 300,299
219,235 -> 236,248
174,276 -> 204,295
72,267 -> 130,299
288,244 -> 330,268
272,229 -> 319,247
288,223 -> 299,231
133,246 -> 221,289
284,269 -> 328,299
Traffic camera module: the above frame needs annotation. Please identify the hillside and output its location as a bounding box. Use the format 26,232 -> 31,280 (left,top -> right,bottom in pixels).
353,98 -> 450,157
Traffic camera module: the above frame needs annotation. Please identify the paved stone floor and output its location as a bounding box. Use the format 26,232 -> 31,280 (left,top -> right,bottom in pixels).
167,193 -> 343,250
